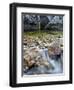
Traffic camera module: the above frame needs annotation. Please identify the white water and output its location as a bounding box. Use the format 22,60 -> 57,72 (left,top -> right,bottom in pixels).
39,48 -> 63,74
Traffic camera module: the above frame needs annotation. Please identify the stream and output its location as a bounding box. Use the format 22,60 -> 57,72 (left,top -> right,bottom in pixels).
23,47 -> 63,75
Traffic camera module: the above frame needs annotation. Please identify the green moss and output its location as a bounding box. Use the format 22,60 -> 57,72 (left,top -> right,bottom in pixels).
23,30 -> 63,39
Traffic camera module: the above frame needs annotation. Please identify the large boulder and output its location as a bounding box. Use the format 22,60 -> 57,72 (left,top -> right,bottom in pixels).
48,38 -> 63,56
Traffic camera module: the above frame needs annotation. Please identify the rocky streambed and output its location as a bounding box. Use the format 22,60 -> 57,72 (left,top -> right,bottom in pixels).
23,34 -> 63,75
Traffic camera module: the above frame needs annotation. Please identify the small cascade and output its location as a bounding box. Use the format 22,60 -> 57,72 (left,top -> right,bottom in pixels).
24,47 -> 63,74
38,48 -> 63,74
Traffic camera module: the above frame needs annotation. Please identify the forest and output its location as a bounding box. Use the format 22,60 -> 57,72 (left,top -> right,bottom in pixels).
23,14 -> 63,31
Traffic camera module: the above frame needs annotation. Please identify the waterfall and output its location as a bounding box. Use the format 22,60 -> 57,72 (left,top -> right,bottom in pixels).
39,48 -> 63,74
39,48 -> 54,67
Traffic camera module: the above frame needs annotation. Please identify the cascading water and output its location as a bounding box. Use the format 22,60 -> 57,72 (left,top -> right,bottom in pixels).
39,48 -> 63,74
24,47 -> 63,75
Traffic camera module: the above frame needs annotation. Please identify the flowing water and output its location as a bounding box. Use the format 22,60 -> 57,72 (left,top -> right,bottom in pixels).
39,48 -> 63,74
24,47 -> 63,75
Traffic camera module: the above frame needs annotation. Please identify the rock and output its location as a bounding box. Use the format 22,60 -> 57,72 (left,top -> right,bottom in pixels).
23,43 -> 27,45
23,34 -> 63,74
48,46 -> 61,56
47,38 -> 63,56
24,54 -> 36,69
35,41 -> 40,46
